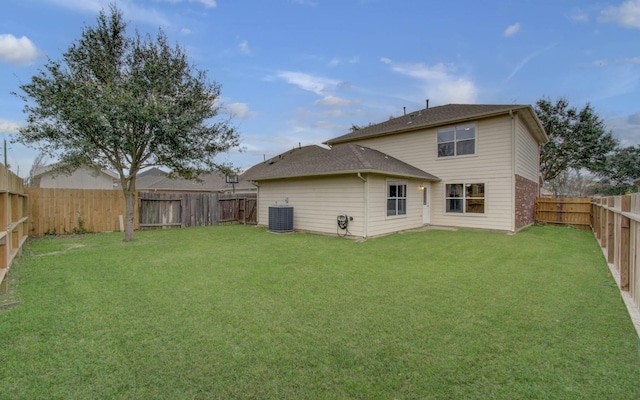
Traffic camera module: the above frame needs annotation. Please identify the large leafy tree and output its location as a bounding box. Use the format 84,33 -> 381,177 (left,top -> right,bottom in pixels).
594,145 -> 640,195
14,5 -> 240,241
535,98 -> 617,183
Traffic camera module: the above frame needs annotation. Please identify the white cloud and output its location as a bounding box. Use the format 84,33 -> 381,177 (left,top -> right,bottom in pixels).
311,121 -> 342,129
570,10 -> 589,22
386,61 -> 478,104
239,40 -> 250,55
0,34 -> 40,65
0,120 -> 22,134
628,111 -> 640,124
313,95 -> 358,107
47,0 -> 106,12
158,0 -> 216,7
181,28 -> 192,34
296,108 -> 364,119
225,103 -> 257,120
380,57 -> 392,65
622,57 -> 640,64
605,112 -> 640,146
47,0 -> 171,27
193,0 -> 216,7
291,0 -> 317,6
276,71 -> 341,95
503,23 -> 521,37
505,43 -> 557,82
599,0 -> 640,29
328,56 -> 359,67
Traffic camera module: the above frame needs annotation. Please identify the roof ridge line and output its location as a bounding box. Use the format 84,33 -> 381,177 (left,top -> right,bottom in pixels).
346,143 -> 373,169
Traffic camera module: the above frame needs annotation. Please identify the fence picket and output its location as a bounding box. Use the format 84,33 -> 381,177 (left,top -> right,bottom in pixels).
25,189 -> 257,235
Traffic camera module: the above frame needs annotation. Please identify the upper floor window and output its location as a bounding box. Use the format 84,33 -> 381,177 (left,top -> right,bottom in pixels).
437,124 -> 476,157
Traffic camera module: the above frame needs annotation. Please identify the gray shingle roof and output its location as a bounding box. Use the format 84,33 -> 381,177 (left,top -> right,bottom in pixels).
243,144 -> 440,181
136,170 -> 255,192
325,103 -> 548,145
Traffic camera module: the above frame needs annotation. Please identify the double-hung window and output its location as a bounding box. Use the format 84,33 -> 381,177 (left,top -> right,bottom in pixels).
387,182 -> 407,216
445,183 -> 485,214
437,124 -> 476,157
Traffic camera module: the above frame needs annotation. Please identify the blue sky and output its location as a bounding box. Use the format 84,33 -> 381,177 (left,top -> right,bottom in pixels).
1,0 -> 639,177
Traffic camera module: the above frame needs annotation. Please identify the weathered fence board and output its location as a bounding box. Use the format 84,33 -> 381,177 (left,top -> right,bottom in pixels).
217,193 -> 257,225
138,192 -> 257,228
138,192 -> 217,229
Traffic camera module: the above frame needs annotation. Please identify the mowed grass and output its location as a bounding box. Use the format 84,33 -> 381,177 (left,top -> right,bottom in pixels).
0,225 -> 639,399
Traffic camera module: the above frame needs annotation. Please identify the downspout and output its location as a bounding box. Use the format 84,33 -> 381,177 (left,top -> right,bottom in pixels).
358,173 -> 368,238
251,181 -> 260,226
510,110 -> 516,233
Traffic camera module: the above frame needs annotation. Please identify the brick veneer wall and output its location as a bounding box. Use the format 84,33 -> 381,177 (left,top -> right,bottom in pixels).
515,174 -> 539,230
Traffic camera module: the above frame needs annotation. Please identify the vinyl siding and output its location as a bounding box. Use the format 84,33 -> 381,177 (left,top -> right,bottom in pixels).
514,116 -> 540,183
354,115 -> 516,231
257,175 -> 366,237
256,174 -> 425,238
365,175 -> 424,237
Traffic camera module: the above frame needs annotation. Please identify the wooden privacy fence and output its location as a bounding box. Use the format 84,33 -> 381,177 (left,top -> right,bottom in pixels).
26,188 -> 134,236
535,197 -> 592,230
26,188 -> 257,236
591,194 -> 640,316
218,193 -> 257,225
138,192 -> 256,229
0,164 -> 28,292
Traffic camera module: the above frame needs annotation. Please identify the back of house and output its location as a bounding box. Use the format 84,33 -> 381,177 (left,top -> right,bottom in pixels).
326,104 -> 548,232
245,103 -> 548,237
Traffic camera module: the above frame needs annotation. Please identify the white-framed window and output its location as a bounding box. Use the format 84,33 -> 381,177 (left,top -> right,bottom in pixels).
387,181 -> 407,216
437,124 -> 476,157
445,183 -> 485,214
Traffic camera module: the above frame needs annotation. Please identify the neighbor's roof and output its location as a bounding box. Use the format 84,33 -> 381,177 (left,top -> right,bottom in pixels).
136,170 -> 255,192
32,164 -> 119,179
325,104 -> 548,145
243,144 -> 440,181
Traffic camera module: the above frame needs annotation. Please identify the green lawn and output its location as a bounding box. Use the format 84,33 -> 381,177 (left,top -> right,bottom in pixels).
1,225 -> 639,399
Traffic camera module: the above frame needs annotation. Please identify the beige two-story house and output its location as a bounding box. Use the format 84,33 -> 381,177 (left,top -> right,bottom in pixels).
243,104 -> 548,238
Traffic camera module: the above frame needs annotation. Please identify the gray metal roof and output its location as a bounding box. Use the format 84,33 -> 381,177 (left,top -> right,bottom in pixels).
325,103 -> 548,145
243,144 -> 440,181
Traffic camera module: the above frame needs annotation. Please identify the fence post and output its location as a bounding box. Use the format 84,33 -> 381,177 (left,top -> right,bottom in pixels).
600,199 -> 606,245
607,211 -> 615,264
620,196 -> 631,291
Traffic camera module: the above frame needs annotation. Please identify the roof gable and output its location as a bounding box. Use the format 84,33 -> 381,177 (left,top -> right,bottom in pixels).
325,104 -> 548,145
243,144 -> 439,181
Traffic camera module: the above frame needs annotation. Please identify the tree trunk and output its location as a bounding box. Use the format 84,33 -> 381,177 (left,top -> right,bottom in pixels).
123,187 -> 135,242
